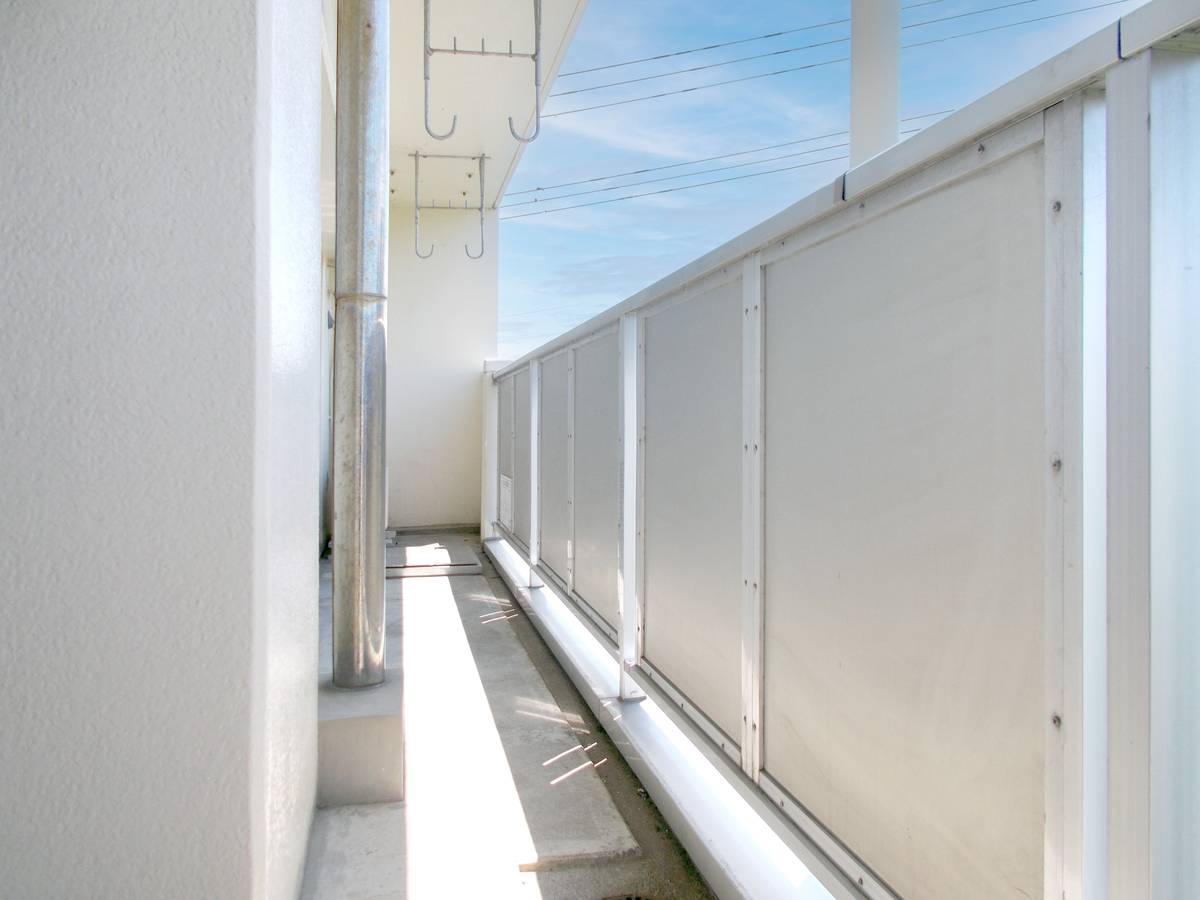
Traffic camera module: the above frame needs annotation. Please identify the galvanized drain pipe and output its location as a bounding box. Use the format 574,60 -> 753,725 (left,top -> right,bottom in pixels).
332,0 -> 389,688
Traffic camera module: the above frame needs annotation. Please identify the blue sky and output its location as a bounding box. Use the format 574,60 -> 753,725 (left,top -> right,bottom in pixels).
497,0 -> 1141,359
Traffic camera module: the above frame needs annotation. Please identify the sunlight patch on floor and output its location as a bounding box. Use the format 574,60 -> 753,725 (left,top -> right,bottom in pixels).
402,574 -> 543,899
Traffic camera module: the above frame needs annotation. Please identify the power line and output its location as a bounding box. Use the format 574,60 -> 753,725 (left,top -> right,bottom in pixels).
500,154 -> 850,221
502,141 -> 852,208
551,35 -> 849,98
545,57 -> 851,119
544,0 -> 1133,119
557,0 -> 945,78
502,126 -> 925,209
551,0 -> 1041,99
506,110 -> 950,198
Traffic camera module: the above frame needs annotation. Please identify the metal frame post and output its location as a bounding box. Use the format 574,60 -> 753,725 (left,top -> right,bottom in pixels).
618,314 -> 645,700
481,364 -> 502,540
332,0 -> 389,689
528,361 -> 541,587
739,253 -> 765,780
1106,46 -> 1200,900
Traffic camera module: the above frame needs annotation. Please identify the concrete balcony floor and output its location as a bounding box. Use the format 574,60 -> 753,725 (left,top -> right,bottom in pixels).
303,530 -> 713,899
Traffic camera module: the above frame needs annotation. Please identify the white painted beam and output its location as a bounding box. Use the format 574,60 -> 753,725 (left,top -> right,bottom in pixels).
850,0 -> 900,166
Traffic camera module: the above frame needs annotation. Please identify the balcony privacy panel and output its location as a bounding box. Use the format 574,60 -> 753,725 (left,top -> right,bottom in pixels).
762,146 -> 1046,900
642,279 -> 743,744
513,366 -> 531,546
538,352 -> 570,584
498,374 -> 514,481
572,330 -> 620,629
497,374 -> 515,532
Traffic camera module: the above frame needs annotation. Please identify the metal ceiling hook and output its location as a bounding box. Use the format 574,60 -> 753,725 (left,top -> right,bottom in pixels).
465,155 -> 486,259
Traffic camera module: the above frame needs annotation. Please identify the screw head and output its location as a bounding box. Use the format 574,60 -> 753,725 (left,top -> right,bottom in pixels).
1052,200 -> 1062,212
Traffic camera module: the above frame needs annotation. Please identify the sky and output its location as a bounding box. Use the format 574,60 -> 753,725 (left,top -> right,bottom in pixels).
497,0 -> 1143,359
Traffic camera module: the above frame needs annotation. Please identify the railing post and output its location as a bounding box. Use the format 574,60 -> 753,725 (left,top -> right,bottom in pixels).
740,253 -> 765,780
1106,47 -> 1200,900
566,348 -> 576,592
332,0 -> 389,689
480,364 -> 502,540
528,361 -> 541,588
618,314 -> 645,700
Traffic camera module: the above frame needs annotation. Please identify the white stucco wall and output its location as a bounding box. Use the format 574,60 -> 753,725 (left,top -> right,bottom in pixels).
386,207 -> 498,528
0,2 -> 320,897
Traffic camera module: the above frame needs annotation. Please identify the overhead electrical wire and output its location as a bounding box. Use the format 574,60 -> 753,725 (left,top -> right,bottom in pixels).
550,0 -> 1042,98
502,128 -> 935,210
499,153 -> 850,221
556,0 -> 945,78
544,0 -> 1134,118
506,110 -> 951,198
503,141 -> 853,208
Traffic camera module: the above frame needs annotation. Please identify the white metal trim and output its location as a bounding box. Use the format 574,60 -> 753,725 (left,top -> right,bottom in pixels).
638,264 -> 742,321
633,659 -> 742,766
1120,0 -> 1200,57
1043,93 -> 1086,900
846,25 -> 1117,199
484,535 -> 863,900
528,360 -> 541,587
759,112 -> 1045,267
494,7 -> 1200,382
480,365 -> 501,541
566,347 -> 576,592
537,559 -> 620,647
1078,88 -> 1110,900
1105,50 -> 1153,900
740,252 -> 765,782
759,773 -> 900,900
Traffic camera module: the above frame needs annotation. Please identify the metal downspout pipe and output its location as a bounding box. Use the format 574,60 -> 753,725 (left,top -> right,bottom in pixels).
333,0 -> 389,688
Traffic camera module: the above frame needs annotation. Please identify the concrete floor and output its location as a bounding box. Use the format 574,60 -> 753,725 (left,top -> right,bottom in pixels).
303,530 -> 713,900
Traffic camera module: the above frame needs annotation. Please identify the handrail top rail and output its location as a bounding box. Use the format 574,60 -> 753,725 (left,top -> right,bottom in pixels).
494,0 -> 1200,381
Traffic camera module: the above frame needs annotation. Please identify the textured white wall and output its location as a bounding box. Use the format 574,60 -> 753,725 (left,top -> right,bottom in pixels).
386,207 -> 498,528
0,2 -> 320,897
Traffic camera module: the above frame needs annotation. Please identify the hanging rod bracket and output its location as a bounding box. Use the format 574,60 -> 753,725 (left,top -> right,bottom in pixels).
423,0 -> 543,143
410,152 -> 489,260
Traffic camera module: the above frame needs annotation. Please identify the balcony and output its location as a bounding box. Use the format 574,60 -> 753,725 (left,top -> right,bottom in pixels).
4,1 -> 1197,898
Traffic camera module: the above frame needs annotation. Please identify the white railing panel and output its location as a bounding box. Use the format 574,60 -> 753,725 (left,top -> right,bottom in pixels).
513,366 -> 532,546
573,330 -> 621,630
762,144 -> 1048,900
497,373 -> 516,533
538,352 -> 571,584
641,276 -> 744,746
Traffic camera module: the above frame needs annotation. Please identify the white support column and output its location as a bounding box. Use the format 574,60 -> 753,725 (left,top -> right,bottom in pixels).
528,360 -> 541,587
739,253 -> 765,781
1106,47 -> 1200,900
850,0 -> 900,166
480,364 -> 502,540
618,314 -> 645,701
